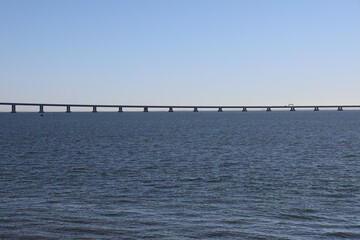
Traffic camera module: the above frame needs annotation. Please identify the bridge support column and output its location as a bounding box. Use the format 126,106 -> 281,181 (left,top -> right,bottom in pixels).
338,107 -> 343,111
266,107 -> 271,112
218,107 -> 223,112
290,107 -> 296,111
118,107 -> 123,112
193,107 -> 198,112
242,107 -> 247,112
39,105 -> 44,113
11,104 -> 16,113
168,107 -> 173,112
314,107 -> 319,111
143,107 -> 148,112
92,106 -> 97,113
66,105 -> 71,113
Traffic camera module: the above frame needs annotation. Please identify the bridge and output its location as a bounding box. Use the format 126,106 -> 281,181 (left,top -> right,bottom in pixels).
1,102 -> 359,113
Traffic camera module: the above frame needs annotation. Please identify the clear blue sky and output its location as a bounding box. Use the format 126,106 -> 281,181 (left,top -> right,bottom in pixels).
1,0 -> 359,107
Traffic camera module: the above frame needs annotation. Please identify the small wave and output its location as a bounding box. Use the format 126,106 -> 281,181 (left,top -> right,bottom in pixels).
71,167 -> 86,171
320,193 -> 356,198
280,213 -> 316,220
204,231 -> 232,238
324,231 -> 360,238
182,177 -> 204,182
348,224 -> 360,229
198,230 -> 267,239
0,218 -> 13,223
138,233 -> 169,239
219,162 -> 239,167
222,219 -> 246,224
206,175 -> 232,183
55,226 -> 125,235
43,200 -> 62,204
3,233 -> 48,240
173,212 -> 201,217
143,165 -> 157,169
302,208 -> 317,213
137,220 -> 165,226
206,178 -> 222,183
114,199 -> 138,203
62,218 -> 93,224
101,210 -> 134,217
0,234 -> 15,239
1,225 -> 17,230
25,151 -> 39,155
200,230 -> 243,238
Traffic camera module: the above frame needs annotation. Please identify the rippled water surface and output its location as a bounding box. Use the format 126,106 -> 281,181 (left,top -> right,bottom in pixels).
1,111 -> 360,239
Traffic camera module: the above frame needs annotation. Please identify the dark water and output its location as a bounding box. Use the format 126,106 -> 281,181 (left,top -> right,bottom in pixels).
1,111 -> 360,239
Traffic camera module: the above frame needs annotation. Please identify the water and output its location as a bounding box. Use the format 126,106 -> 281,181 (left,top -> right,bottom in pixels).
1,111 -> 360,239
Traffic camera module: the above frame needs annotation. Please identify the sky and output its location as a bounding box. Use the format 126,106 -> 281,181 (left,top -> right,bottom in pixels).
1,0 -> 360,108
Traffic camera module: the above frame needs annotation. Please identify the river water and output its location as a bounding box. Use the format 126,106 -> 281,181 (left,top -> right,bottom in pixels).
1,111 -> 360,239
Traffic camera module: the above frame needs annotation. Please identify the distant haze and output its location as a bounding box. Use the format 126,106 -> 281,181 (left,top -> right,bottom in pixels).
1,0 -> 359,110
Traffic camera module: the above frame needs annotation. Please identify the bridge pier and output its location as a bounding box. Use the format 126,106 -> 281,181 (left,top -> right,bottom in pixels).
218,107 -> 223,112
193,107 -> 198,112
338,107 -> 343,111
266,107 -> 271,112
39,105 -> 44,113
11,104 -> 16,113
66,105 -> 71,113
290,107 -> 296,111
314,107 -> 319,111
144,107 -> 148,112
242,107 -> 247,112
92,106 -> 97,113
118,107 -> 123,112
168,107 -> 174,112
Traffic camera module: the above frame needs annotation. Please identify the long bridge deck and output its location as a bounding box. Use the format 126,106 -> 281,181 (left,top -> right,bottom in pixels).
1,102 -> 360,113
